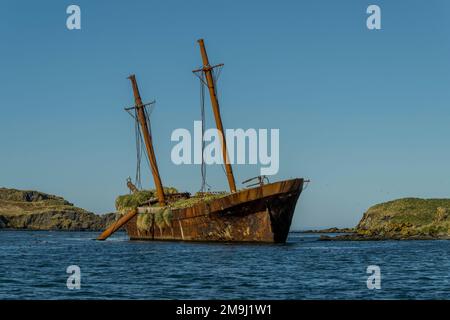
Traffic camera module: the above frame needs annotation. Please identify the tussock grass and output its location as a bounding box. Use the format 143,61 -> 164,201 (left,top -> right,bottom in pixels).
115,189 -> 228,212
116,189 -> 229,232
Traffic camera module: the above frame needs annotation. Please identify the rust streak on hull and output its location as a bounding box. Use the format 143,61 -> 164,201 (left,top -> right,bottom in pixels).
125,178 -> 304,243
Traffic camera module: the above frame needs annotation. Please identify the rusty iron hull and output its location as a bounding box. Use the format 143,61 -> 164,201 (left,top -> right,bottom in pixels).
125,178 -> 304,243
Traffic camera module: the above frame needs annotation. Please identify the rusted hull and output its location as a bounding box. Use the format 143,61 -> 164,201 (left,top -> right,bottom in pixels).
125,178 -> 304,243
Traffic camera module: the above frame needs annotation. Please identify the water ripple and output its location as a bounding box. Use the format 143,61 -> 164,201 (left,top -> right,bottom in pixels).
1,231 -> 450,299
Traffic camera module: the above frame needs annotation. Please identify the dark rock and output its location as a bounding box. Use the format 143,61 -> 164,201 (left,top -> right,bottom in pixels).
0,216 -> 6,228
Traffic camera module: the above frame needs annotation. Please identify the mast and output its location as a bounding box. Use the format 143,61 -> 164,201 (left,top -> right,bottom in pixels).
128,74 -> 166,206
195,39 -> 237,193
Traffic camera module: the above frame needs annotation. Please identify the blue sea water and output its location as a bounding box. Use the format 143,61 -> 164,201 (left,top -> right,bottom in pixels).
1,230 -> 450,300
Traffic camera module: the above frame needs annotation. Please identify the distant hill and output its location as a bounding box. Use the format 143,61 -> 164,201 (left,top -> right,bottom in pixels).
322,198 -> 450,241
0,188 -> 116,231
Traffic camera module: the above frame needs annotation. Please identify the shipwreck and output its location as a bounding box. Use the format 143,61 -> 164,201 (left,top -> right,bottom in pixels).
98,39 -> 308,243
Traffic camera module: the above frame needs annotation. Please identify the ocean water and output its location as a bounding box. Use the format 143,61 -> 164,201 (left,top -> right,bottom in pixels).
1,230 -> 450,300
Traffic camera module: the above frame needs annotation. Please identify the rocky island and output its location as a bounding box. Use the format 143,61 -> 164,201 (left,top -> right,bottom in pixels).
321,198 -> 450,241
0,187 -> 117,231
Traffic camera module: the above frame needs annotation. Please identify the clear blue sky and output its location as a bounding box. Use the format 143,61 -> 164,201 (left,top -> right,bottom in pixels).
1,0 -> 450,229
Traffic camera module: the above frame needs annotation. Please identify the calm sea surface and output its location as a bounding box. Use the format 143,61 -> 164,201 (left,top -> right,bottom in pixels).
1,230 -> 450,299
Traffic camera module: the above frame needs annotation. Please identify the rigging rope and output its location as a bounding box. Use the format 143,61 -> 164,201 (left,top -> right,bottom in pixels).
199,71 -> 210,192
211,67 -> 228,179
127,103 -> 155,190
134,108 -> 142,189
194,65 -> 227,192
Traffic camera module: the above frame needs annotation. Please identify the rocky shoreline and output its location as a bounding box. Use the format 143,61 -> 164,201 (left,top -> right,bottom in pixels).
300,227 -> 355,234
319,233 -> 450,241
0,187 -> 117,231
318,198 -> 450,241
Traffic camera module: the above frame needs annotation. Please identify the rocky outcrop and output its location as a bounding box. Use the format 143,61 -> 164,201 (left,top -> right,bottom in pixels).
0,187 -> 118,231
321,198 -> 450,241
301,227 -> 355,234
1,210 -> 118,231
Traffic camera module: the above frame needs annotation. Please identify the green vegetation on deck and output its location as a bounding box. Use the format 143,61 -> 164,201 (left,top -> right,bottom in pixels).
115,188 -> 228,212
115,188 -> 229,232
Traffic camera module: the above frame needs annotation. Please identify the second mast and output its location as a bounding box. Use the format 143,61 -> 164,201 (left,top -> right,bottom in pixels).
195,39 -> 237,193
